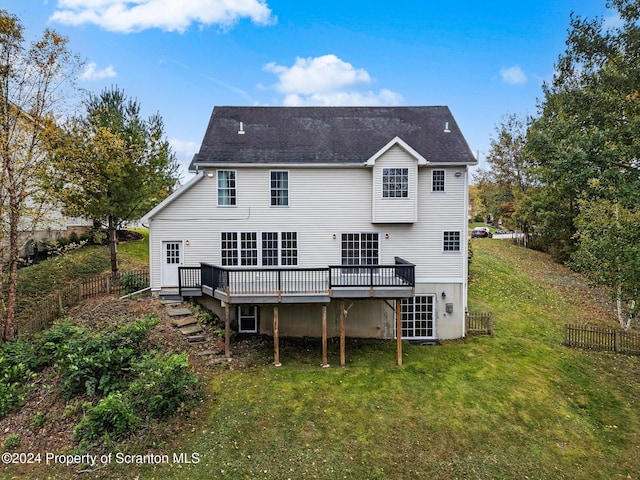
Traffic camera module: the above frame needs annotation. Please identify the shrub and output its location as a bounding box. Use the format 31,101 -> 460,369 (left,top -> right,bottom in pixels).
3,434 -> 19,450
68,231 -> 79,244
129,353 -> 200,419
0,338 -> 40,418
54,315 -> 159,399
74,392 -> 139,443
119,271 -> 147,295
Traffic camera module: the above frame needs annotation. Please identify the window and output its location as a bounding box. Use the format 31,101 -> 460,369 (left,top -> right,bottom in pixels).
262,232 -> 297,266
382,168 -> 408,198
400,296 -> 435,339
443,231 -> 461,252
270,171 -> 289,206
217,170 -> 236,206
165,242 -> 181,265
432,170 -> 445,192
221,232 -> 238,266
240,232 -> 258,266
281,232 -> 298,266
261,232 -> 279,266
223,232 -> 297,267
341,233 -> 379,267
237,305 -> 258,333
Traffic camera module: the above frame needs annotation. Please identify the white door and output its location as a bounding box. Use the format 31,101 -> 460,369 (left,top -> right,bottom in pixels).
162,241 -> 182,287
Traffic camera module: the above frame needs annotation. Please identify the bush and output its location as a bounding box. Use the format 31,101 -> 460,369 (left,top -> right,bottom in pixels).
54,315 -> 159,399
119,271 -> 147,295
0,338 -> 41,418
129,353 -> 200,419
74,392 -> 139,443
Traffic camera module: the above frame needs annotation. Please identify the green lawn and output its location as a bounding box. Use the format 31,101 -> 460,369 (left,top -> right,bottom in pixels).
111,238 -> 639,480
8,238 -> 640,479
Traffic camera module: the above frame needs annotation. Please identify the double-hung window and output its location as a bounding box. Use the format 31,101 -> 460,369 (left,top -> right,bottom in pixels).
382,168 -> 408,198
222,232 -> 297,266
270,171 -> 289,206
221,232 -> 238,266
240,232 -> 258,266
261,232 -> 298,266
218,170 -> 236,206
341,233 -> 379,272
432,170 -> 445,192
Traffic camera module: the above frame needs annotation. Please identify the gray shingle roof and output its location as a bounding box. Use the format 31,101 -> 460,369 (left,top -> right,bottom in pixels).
190,106 -> 477,168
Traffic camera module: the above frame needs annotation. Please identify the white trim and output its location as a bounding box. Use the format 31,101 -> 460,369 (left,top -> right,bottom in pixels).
217,169 -> 238,207
365,136 -> 429,166
237,305 -> 258,333
269,169 -> 290,207
142,172 -> 204,222
431,169 -> 446,193
442,230 -> 462,253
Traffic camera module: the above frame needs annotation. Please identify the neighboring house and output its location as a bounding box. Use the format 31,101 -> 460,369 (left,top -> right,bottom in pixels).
142,106 -> 477,365
0,103 -> 92,261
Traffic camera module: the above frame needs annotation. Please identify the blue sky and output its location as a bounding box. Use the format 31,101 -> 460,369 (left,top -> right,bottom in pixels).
3,0 -> 617,179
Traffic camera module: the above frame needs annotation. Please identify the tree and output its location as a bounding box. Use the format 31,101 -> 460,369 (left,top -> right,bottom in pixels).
473,114 -> 533,232
49,86 -> 178,275
526,0 -> 640,258
570,196 -> 640,330
525,0 -> 640,315
0,10 -> 81,343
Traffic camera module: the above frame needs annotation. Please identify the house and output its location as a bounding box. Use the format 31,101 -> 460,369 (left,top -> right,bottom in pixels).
1,102 -> 92,261
142,106 -> 477,366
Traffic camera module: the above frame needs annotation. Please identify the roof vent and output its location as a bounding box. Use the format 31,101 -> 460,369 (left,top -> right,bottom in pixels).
238,121 -> 245,135
444,122 -> 451,133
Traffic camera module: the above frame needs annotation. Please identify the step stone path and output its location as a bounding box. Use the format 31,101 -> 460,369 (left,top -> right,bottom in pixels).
166,303 -> 209,345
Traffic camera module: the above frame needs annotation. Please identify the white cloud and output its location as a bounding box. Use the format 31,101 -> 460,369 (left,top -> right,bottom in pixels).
500,65 -> 527,85
80,62 -> 117,81
264,54 -> 404,106
50,0 -> 275,33
169,138 -> 200,180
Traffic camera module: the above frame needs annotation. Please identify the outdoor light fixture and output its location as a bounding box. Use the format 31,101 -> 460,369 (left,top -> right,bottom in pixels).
184,240 -> 190,246
441,291 -> 446,299
332,234 -> 336,239
206,171 -> 214,178
455,171 -> 462,177
385,233 -> 389,239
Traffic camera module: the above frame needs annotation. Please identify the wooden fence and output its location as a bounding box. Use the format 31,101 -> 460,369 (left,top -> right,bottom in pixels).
16,268 -> 149,337
466,312 -> 494,335
564,324 -> 640,355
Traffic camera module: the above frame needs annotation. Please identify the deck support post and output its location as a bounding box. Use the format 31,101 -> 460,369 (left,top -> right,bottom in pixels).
224,303 -> 231,359
321,304 -> 328,367
273,305 -> 281,367
340,299 -> 346,367
396,298 -> 402,366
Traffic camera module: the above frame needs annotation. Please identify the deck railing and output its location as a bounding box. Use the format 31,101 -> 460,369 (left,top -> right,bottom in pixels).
187,259 -> 415,297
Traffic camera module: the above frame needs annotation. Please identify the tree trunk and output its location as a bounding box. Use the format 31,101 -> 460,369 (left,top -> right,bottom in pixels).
108,216 -> 118,277
0,256 -> 5,345
4,167 -> 19,343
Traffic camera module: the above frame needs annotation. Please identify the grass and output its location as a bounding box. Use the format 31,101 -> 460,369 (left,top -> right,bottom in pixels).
15,228 -> 149,315
7,238 -> 640,479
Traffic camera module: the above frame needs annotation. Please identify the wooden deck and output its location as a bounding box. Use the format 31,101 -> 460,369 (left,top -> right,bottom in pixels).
178,258 -> 415,304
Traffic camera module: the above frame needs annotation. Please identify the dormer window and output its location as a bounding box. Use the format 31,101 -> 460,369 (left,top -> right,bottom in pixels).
382,168 -> 408,198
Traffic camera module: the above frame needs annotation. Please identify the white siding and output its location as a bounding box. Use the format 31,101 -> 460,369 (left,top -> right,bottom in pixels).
148,165 -> 469,290
371,145 -> 417,223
